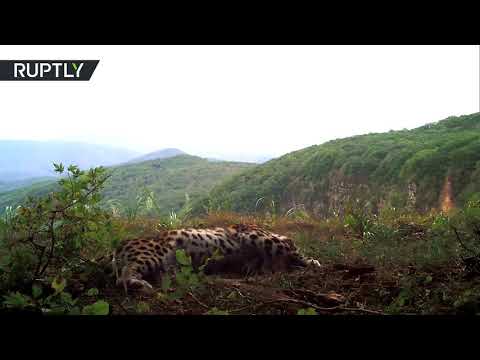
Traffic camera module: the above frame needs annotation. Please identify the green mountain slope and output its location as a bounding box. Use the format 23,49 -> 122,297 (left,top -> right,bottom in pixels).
0,155 -> 255,215
194,113 -> 480,217
0,176 -> 56,193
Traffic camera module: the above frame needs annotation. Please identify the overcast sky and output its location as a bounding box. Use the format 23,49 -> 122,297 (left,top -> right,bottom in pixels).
0,45 -> 478,161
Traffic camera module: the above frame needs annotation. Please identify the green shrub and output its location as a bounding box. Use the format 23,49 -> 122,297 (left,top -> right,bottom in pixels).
0,163 -> 119,293
1,277 -> 109,315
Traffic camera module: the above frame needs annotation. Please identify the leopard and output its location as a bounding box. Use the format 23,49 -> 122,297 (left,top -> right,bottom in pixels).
111,224 -> 321,291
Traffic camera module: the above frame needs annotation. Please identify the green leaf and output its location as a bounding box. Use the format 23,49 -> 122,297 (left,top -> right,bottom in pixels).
3,292 -> 32,309
51,277 -> 66,294
188,274 -> 199,287
86,288 -> 99,297
297,307 -> 317,315
82,300 -> 110,315
206,307 -> 229,315
136,302 -> 150,313
67,164 -> 80,174
60,292 -> 76,306
161,276 -> 172,292
53,162 -> 65,174
32,284 -> 43,299
175,249 -> 191,266
176,271 -> 188,285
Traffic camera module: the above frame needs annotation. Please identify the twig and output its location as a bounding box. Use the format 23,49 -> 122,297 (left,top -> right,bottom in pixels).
234,288 -> 248,299
229,296 -> 385,315
336,306 -> 385,315
113,298 -> 131,314
188,291 -> 210,310
38,215 -> 56,276
451,226 -> 478,256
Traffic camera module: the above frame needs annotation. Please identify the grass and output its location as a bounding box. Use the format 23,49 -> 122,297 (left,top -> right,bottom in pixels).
2,195 -> 480,315
78,207 -> 480,315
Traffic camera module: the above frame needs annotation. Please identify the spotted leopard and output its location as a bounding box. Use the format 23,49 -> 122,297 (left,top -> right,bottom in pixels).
112,224 -> 321,291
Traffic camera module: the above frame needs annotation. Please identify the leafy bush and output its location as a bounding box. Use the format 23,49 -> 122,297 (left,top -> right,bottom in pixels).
2,276 -> 109,315
0,163 -> 119,294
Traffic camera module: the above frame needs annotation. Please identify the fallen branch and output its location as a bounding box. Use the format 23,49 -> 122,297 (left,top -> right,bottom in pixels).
188,291 -> 210,310
229,295 -> 384,315
451,226 -> 478,256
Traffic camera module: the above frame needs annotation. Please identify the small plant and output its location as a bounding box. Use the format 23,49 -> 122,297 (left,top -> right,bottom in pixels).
158,194 -> 193,229
81,300 -> 110,315
452,289 -> 480,315
206,307 -> 229,315
1,277 -> 109,315
297,307 -> 318,315
343,199 -> 377,241
285,204 -> 311,221
123,191 -> 148,222
135,301 -> 151,314
157,249 -> 207,302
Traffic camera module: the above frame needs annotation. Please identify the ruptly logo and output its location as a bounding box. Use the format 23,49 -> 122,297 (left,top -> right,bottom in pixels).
0,60 -> 99,81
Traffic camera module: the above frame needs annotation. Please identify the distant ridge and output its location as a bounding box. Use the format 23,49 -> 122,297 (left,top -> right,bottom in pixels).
127,148 -> 187,164
0,140 -> 139,181
0,154 -> 256,216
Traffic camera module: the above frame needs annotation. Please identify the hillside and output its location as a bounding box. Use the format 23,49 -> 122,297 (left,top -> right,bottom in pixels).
0,154 -> 255,216
194,113 -> 480,217
0,140 -> 139,181
126,148 -> 187,164
0,176 -> 56,193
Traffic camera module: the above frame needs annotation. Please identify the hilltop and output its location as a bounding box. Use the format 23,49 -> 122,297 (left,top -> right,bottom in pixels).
194,113 -> 480,217
126,148 -> 187,164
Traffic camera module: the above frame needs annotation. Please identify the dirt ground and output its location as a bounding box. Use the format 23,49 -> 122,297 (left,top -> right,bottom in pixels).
97,262 -> 462,315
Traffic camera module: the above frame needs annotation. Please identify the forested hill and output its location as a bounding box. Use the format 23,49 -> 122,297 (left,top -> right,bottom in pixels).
0,155 -> 255,216
194,113 -> 480,217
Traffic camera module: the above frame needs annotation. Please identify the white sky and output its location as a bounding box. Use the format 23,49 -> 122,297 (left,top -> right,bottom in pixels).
0,45 -> 478,161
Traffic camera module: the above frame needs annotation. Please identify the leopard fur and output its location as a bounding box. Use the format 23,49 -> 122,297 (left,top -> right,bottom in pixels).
112,224 -> 321,291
